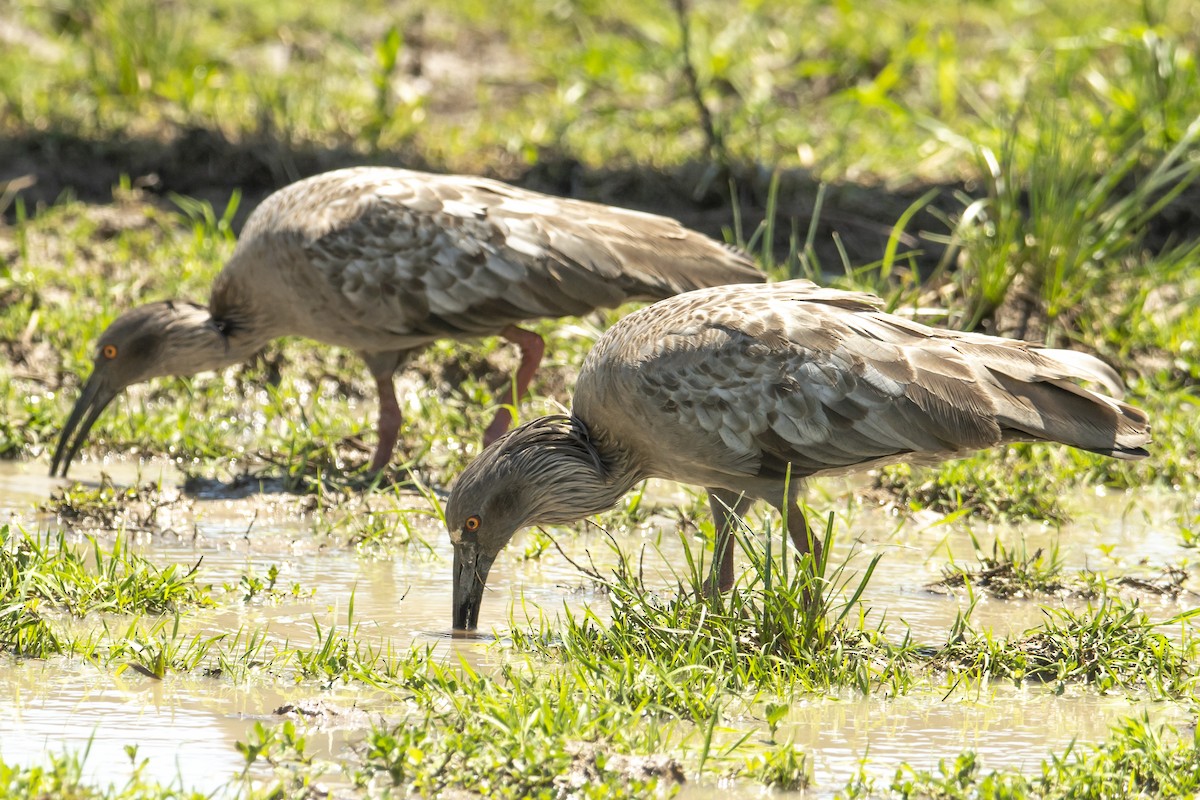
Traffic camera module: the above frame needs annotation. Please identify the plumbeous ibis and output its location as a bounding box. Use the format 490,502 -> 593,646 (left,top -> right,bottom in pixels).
445,280 -> 1151,629
51,167 -> 763,476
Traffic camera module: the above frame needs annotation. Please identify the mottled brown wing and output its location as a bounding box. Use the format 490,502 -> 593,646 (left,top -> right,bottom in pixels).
582,280 -> 1147,484
237,167 -> 762,339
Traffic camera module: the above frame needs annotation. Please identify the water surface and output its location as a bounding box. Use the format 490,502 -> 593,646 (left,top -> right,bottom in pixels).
0,459 -> 1192,796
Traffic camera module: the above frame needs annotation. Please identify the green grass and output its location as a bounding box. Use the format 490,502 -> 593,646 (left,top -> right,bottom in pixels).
935,596 -> 1199,698
5,0 -> 1198,178
510,515 -> 1199,706
932,533 -> 1069,598
351,666 -> 681,799
870,452 -> 1072,524
864,714 -> 1200,799
0,524 -> 1196,795
0,524 -> 211,618
937,104 -> 1200,341
0,750 -> 215,800
3,711 -> 1196,799
2,1 -> 1200,501
513,515 -> 912,700
3,0 -> 1200,796
870,378 -> 1200,522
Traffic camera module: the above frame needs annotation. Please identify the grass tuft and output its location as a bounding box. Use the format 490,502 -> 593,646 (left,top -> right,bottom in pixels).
514,515 -> 912,701
0,524 -> 211,619
882,714 -> 1200,798
936,597 -> 1198,696
41,478 -> 189,533
871,453 -> 1070,524
932,533 -> 1067,599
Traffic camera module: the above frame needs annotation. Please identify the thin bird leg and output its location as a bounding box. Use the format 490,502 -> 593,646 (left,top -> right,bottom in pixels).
361,350 -> 412,474
783,501 -> 821,565
782,501 -> 824,611
483,325 -> 545,445
370,374 -> 402,474
706,488 -> 752,594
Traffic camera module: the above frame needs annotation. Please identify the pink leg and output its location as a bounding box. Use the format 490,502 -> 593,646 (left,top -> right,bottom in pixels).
483,325 -> 545,445
370,375 -> 402,473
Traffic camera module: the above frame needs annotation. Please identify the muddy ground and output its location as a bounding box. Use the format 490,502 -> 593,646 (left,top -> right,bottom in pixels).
4,125 -> 1196,285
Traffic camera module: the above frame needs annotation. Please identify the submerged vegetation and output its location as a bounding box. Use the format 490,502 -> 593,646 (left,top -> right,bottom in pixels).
2,0 -> 1200,795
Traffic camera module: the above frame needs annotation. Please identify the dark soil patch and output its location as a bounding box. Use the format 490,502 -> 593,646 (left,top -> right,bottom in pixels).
1115,566 -> 1195,599
8,124 -> 1200,281
557,741 -> 685,793
274,699 -> 371,730
2,125 -> 963,274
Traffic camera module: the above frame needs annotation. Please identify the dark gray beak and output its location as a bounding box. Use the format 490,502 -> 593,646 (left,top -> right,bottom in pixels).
453,540 -> 496,631
51,372 -> 119,477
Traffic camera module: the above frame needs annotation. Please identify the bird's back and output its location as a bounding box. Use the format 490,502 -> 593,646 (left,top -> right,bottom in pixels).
210,168 -> 763,352
573,280 -> 1150,498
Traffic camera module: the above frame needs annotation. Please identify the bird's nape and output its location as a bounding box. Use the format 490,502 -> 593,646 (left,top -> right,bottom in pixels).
50,371 -> 121,477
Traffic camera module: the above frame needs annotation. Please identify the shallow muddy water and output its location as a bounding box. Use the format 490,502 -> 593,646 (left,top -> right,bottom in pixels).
0,458 -> 1195,796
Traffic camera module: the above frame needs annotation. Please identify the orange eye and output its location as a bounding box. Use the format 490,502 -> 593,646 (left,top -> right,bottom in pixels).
465,515 -> 481,532
102,345 -> 118,359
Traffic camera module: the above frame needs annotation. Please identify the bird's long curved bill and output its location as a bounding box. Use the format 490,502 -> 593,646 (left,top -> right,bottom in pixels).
453,541 -> 496,631
50,375 -> 117,478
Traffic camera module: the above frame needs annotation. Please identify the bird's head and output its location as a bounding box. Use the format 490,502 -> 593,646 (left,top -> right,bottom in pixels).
51,301 -> 231,477
445,414 -> 623,630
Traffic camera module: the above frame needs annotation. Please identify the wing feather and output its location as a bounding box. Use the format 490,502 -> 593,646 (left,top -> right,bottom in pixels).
224,167 -> 762,347
575,280 -> 1150,493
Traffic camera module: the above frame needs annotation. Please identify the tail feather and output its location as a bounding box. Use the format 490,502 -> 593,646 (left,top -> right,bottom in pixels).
986,349 -> 1151,459
1036,348 -> 1127,399
607,229 -> 764,300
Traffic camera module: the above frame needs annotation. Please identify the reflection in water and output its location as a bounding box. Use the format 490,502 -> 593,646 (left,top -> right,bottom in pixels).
445,629 -> 496,642
0,460 -> 1192,796
2,659 -> 273,792
779,688 -> 1186,793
